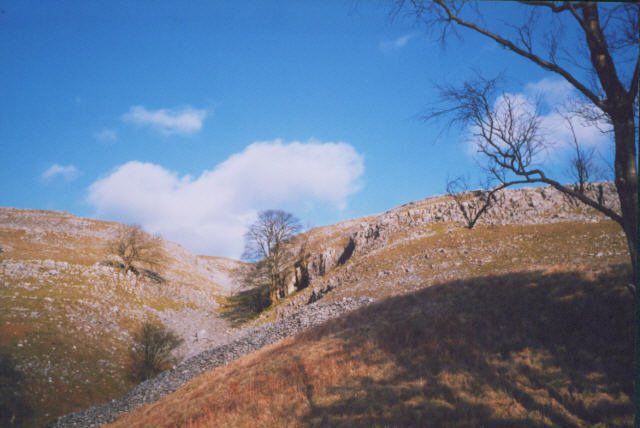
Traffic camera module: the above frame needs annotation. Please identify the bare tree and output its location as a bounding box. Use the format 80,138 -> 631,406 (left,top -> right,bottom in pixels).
565,115 -> 602,191
433,76 -> 623,227
107,224 -> 165,276
446,175 -> 506,229
242,210 -> 302,306
559,114 -> 607,208
397,1 -> 637,283
126,318 -> 182,382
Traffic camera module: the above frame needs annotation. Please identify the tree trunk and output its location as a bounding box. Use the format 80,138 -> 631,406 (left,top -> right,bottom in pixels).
582,3 -> 637,281
269,276 -> 279,306
612,106 -> 638,282
269,288 -> 278,306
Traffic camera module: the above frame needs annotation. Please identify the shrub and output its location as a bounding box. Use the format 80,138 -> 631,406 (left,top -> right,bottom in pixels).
126,319 -> 183,383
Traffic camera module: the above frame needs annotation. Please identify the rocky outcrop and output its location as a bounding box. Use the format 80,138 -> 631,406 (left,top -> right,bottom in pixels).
273,183 -> 620,315
347,182 -> 619,253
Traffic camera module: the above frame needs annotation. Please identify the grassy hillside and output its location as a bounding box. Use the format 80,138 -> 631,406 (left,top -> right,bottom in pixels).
248,217 -> 628,327
103,183 -> 633,427
318,220 -> 628,302
108,264 -> 633,427
0,209 -> 243,427
245,184 -> 627,321
1,184 -> 632,427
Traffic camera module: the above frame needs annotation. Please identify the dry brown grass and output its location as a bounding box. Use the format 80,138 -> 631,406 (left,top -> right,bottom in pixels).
0,208 -> 630,427
109,264 -> 633,428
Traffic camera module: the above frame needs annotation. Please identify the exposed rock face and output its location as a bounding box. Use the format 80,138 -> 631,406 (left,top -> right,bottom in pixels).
346,182 -> 618,255
273,183 -> 620,315
308,247 -> 337,278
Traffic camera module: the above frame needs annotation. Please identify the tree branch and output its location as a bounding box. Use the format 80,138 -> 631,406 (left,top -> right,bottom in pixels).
539,176 -> 623,225
565,2 -> 588,31
432,0 -> 604,109
580,4 -> 628,110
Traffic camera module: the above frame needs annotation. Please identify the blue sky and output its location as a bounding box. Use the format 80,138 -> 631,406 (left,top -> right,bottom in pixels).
0,1 -> 619,257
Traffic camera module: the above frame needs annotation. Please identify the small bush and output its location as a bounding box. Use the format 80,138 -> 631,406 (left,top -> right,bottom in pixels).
126,319 -> 183,383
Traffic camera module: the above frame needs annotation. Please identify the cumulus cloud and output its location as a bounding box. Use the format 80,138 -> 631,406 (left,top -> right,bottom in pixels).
87,140 -> 364,258
523,78 -> 610,148
42,164 -> 80,181
122,105 -> 207,135
380,33 -> 416,52
466,78 -> 611,162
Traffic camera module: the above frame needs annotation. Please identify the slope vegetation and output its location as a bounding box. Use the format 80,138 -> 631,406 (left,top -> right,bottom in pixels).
0,209 -> 244,427
106,183 -> 632,427
253,183 -> 627,318
2,183 -> 632,427
109,265 -> 633,427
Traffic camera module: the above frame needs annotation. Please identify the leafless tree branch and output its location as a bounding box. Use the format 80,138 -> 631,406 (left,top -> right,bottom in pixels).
426,0 -> 604,109
106,224 -> 165,279
399,0 -> 637,281
433,76 -> 623,225
242,209 -> 302,305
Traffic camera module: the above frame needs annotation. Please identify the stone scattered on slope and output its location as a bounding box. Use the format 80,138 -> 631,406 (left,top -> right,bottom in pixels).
51,297 -> 372,428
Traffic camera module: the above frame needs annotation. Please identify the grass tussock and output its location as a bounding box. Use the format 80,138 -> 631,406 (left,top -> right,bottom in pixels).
109,264 -> 633,428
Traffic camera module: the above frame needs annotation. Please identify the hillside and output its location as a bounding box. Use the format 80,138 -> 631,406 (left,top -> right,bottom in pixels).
108,266 -> 633,427
102,184 -> 633,427
263,182 -> 626,317
2,182 -> 633,427
0,209 -> 246,427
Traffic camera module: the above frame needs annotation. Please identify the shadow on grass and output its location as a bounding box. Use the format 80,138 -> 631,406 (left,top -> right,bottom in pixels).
99,260 -> 167,284
0,347 -> 32,427
218,285 -> 270,327
301,265 -> 634,427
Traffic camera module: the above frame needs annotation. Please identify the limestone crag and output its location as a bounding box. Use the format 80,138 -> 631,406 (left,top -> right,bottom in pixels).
349,182 -> 618,255
274,183 -> 619,316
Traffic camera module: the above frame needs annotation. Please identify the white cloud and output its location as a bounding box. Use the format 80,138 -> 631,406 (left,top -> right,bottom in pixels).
467,78 -> 611,163
122,105 -> 207,135
524,77 -> 574,102
380,33 -> 416,52
42,164 -> 80,181
523,78 -> 610,149
87,140 -> 364,258
539,108 -> 609,151
94,128 -> 118,142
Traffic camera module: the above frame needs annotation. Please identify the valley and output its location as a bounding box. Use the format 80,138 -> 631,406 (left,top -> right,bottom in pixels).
0,183 -> 633,427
